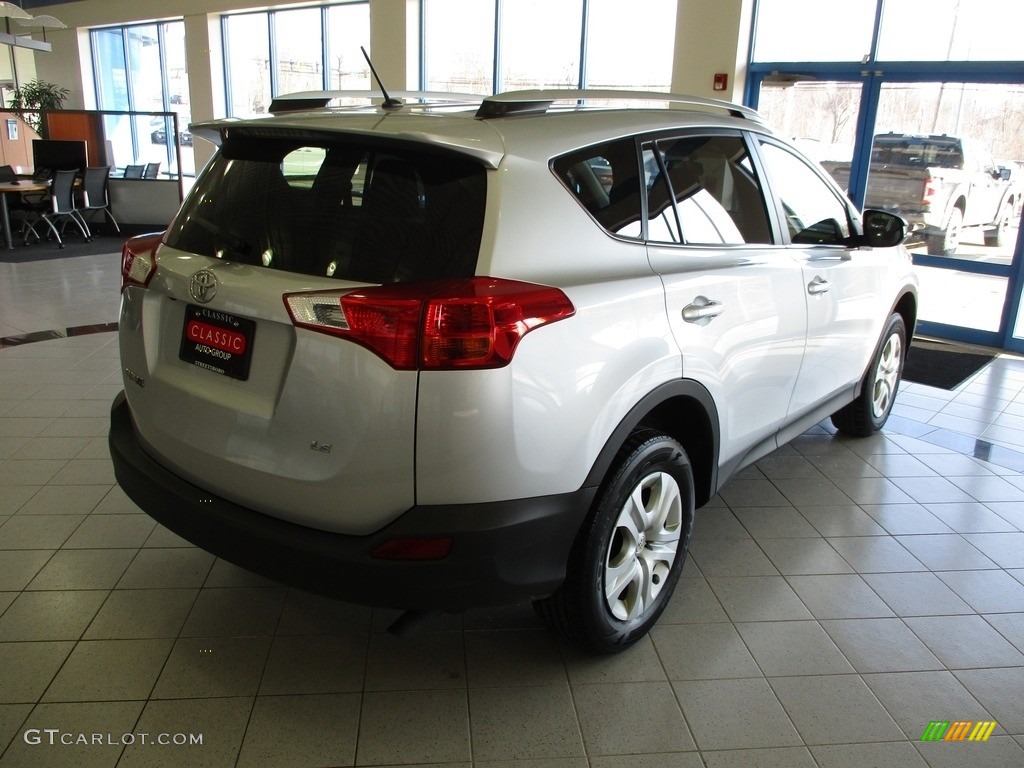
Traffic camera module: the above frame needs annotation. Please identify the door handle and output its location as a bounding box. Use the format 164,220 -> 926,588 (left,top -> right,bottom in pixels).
682,296 -> 724,325
807,276 -> 831,295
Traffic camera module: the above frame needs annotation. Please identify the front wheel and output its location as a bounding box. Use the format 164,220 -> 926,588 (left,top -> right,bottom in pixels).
534,429 -> 695,653
984,201 -> 1015,248
831,313 -> 906,436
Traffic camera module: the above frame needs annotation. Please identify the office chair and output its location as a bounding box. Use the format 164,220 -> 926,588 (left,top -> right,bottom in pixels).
22,169 -> 92,248
123,165 -> 145,179
78,166 -> 121,234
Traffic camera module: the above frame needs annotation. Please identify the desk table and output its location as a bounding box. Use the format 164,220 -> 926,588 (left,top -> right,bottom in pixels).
0,180 -> 50,250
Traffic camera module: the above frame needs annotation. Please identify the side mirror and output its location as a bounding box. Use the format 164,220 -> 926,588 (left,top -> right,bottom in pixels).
998,166 -> 1011,181
860,209 -> 907,248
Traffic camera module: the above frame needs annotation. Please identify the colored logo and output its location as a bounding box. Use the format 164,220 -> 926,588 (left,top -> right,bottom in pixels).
921,721 -> 997,742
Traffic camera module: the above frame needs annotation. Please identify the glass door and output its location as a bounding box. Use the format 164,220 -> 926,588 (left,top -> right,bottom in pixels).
872,81 -> 1023,340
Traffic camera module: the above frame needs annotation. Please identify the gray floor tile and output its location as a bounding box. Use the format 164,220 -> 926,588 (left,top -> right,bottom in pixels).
179,587 -> 287,637
953,667 -> 1024,734
0,590 -> 107,641
83,588 -> 198,640
904,615 -> 1024,669
115,547 -> 216,589
0,641 -> 74,703
574,681 -> 695,755
826,536 -> 926,573
810,742 -> 929,768
118,696 -> 253,768
820,618 -> 943,673
862,571 -> 975,616
708,577 -> 813,622
769,675 -> 904,745
756,538 -> 853,575
935,569 -> 1024,613
13,485 -> 109,517
42,638 -> 173,703
700,747 -> 817,768
894,533 -> 998,570
465,629 -> 565,688
915,736 -> 1024,768
962,532 -> 1024,568
354,689 -> 472,764
675,678 -> 800,751
651,622 -> 761,680
236,693 -> 360,768
469,685 -> 583,761
736,620 -> 854,676
151,636 -> 273,699
787,574 -> 895,619
863,670 -> 991,739
0,550 -> 53,591
26,548 -> 136,591
260,633 -> 368,695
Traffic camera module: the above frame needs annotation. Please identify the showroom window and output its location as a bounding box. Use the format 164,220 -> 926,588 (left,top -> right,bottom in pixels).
222,2 -> 370,117
422,0 -> 676,94
748,0 -> 1024,350
89,21 -> 191,176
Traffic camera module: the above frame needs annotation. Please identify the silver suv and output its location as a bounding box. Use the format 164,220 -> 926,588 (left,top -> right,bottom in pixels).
109,89 -> 918,652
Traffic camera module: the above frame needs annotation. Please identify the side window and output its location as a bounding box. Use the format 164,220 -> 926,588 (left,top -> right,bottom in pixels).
758,141 -> 853,245
552,138 -> 643,238
644,134 -> 773,245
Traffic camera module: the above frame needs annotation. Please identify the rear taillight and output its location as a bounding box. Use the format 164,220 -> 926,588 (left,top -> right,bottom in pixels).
120,232 -> 164,292
922,177 -> 938,208
283,277 -> 575,370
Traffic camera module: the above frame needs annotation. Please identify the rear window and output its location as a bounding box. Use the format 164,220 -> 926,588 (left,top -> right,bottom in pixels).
871,136 -> 963,169
164,135 -> 487,283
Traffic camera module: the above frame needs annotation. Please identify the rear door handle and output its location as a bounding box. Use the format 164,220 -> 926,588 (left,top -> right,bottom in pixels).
807,276 -> 831,295
682,296 -> 724,325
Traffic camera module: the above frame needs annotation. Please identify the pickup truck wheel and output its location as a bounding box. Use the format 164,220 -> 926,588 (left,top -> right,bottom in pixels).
831,313 -> 906,436
984,202 -> 1014,248
927,208 -> 962,257
533,429 -> 694,653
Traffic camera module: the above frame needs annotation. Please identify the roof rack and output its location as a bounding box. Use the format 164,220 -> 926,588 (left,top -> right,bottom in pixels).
475,89 -> 763,122
268,90 -> 482,114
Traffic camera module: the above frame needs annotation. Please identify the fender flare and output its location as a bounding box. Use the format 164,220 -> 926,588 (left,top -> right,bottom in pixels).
582,378 -> 721,500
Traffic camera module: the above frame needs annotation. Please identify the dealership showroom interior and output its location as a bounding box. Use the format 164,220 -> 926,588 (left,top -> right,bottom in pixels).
2,0 -> 1024,765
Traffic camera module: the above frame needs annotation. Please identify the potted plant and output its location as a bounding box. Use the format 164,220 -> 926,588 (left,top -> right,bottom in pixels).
8,80 -> 70,133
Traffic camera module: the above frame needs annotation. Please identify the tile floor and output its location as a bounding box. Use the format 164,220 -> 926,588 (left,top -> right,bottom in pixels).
1,250 -> 1024,767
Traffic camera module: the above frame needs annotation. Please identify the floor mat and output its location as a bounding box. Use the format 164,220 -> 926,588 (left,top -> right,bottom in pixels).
903,340 -> 996,390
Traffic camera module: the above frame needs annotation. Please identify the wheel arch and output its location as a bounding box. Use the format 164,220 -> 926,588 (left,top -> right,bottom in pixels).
583,380 -> 720,508
893,288 -> 918,340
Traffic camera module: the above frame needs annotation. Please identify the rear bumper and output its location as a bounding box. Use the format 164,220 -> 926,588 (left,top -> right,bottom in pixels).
108,391 -> 593,610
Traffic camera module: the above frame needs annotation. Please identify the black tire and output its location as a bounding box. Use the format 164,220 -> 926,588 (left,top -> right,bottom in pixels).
984,201 -> 1013,248
926,208 -> 962,257
534,429 -> 695,653
831,313 -> 907,436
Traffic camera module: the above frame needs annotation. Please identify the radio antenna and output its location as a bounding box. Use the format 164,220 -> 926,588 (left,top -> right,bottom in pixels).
361,46 -> 403,110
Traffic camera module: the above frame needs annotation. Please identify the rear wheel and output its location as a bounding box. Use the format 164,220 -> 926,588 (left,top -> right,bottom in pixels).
831,313 -> 906,436
927,207 -> 962,257
534,429 -> 694,653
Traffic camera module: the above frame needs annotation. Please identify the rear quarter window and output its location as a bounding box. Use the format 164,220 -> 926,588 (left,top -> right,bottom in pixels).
552,138 -> 644,238
164,136 -> 487,284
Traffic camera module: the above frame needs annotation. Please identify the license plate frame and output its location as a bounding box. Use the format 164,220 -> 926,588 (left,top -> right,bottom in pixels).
179,304 -> 256,381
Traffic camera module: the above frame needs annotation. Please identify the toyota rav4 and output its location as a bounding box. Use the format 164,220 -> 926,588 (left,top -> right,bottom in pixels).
109,89 -> 918,652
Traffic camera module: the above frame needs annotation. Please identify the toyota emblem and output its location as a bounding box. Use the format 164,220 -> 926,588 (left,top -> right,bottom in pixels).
189,270 -> 219,304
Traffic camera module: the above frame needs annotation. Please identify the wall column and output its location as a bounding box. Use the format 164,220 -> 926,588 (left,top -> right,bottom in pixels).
670,0 -> 753,102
